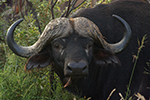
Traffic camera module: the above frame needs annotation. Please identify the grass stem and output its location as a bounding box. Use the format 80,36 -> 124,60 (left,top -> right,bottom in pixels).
125,35 -> 147,99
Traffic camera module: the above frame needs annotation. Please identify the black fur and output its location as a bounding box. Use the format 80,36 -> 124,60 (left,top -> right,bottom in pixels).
70,1 -> 150,99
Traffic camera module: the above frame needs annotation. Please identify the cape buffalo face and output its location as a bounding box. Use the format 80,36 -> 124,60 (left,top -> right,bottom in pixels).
51,33 -> 93,77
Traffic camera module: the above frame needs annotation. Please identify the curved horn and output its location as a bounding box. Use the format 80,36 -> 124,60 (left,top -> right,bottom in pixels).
6,18 -> 72,58
73,15 -> 131,53
6,18 -> 41,58
101,14 -> 131,53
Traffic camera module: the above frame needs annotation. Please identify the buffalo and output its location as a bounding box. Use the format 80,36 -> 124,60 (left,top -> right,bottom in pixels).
6,0 -> 150,99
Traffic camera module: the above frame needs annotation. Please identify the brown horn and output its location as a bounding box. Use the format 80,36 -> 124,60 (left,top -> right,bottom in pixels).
6,18 -> 72,58
101,14 -> 131,53
73,14 -> 131,53
6,18 -> 43,58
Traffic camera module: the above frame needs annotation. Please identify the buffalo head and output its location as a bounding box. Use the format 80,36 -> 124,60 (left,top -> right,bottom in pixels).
6,15 -> 131,87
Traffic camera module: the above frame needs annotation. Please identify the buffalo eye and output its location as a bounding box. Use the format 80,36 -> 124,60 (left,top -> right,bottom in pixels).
86,41 -> 93,50
53,42 -> 63,50
84,41 -> 93,56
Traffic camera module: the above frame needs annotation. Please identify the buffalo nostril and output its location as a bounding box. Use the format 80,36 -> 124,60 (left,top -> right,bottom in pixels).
67,65 -> 72,72
65,61 -> 88,76
83,65 -> 87,71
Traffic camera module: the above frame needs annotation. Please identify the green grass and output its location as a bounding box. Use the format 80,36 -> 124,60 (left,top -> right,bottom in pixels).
125,35 -> 148,100
0,55 -> 76,100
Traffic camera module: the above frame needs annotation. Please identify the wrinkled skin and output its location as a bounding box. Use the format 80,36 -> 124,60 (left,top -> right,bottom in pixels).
51,33 -> 93,84
51,33 -> 93,76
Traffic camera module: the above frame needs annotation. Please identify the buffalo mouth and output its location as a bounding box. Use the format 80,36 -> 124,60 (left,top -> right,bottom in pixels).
63,75 -> 86,88
63,61 -> 89,88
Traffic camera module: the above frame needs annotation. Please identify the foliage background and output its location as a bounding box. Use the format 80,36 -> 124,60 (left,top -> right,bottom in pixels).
0,0 -> 112,99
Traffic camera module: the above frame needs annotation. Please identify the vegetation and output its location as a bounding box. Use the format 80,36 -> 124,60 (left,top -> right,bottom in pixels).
125,35 -> 148,100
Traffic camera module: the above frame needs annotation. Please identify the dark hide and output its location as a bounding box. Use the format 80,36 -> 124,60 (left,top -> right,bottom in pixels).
25,1 -> 150,99
71,1 -> 150,99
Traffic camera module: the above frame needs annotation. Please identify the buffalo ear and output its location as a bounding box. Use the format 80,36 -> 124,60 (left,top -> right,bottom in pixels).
93,48 -> 120,66
25,50 -> 52,71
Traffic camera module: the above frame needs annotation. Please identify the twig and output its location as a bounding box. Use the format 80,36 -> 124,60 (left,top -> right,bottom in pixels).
18,0 -> 25,19
61,0 -> 86,18
119,93 -> 125,100
26,0 -> 42,34
64,0 -> 71,17
51,0 -> 58,19
135,93 -> 146,100
67,0 -> 86,17
71,0 -> 86,9
107,88 -> 116,100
